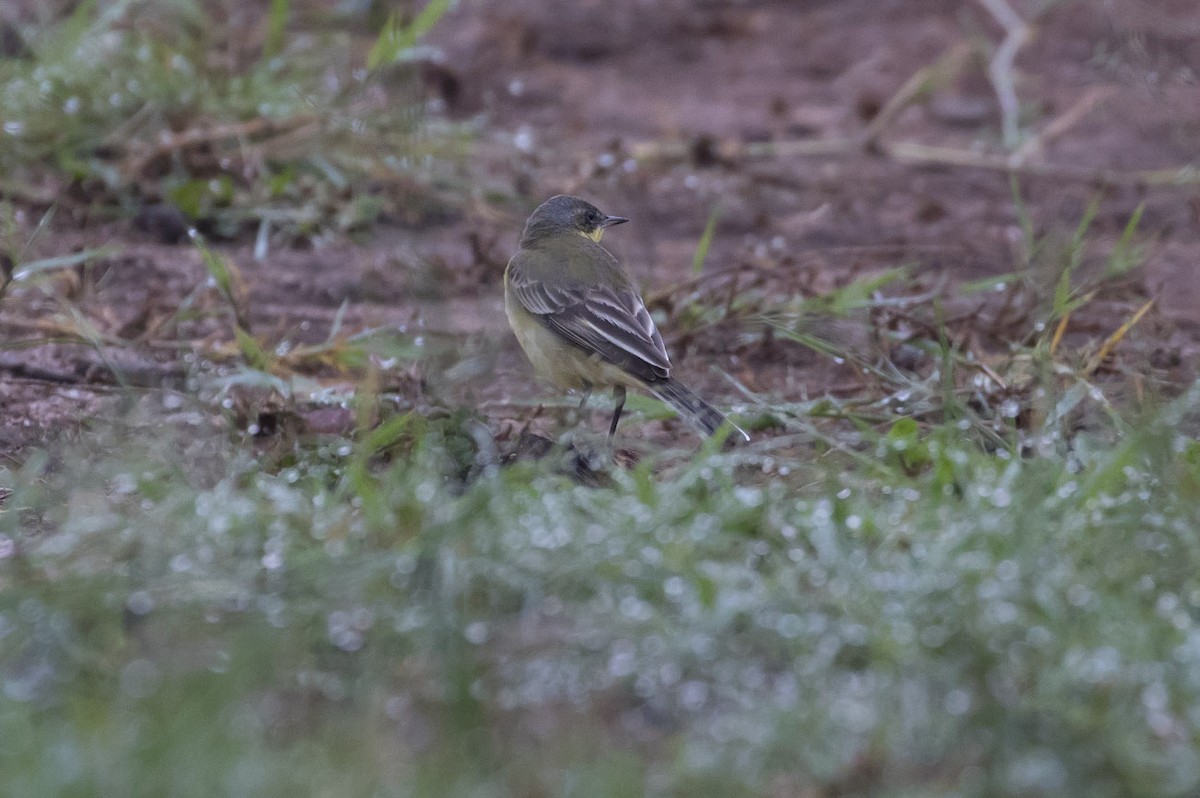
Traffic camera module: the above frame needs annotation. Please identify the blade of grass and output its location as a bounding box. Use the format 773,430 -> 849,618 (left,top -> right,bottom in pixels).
264,0 -> 290,58
367,0 -> 454,69
1049,312 -> 1070,355
691,204 -> 720,276
1083,298 -> 1154,375
1103,202 -> 1146,280
11,248 -> 118,282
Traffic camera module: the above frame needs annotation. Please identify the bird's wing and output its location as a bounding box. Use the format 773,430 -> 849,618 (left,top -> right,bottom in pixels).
508,257 -> 671,383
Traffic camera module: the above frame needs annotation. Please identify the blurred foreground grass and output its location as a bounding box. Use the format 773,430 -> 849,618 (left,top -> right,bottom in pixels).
2,376 -> 1200,797
1,3 -> 1197,794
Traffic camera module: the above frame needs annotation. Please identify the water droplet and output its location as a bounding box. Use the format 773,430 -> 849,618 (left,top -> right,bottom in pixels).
119,659 -> 160,698
607,640 -> 636,677
126,591 -> 154,615
464,621 -> 488,644
944,688 -> 971,715
513,125 -> 535,153
679,680 -> 708,711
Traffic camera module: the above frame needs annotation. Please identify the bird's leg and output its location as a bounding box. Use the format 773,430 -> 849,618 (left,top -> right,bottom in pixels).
608,385 -> 626,444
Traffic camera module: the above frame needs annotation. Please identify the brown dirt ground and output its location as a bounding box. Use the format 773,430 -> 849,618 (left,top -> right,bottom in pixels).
2,0 -> 1199,458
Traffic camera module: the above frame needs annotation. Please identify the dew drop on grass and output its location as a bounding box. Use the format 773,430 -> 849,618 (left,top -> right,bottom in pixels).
464,621 -> 488,644
777,613 -> 804,638
1156,593 -> 1180,616
1026,625 -> 1053,648
513,125 -> 535,153
995,559 -> 1019,581
608,639 -> 636,677
920,625 -> 947,648
126,591 -> 154,615
119,659 -> 161,699
735,486 -> 762,507
384,695 -> 409,720
1066,584 -> 1092,607
619,596 -> 653,621
944,688 -> 972,715
679,680 -> 709,711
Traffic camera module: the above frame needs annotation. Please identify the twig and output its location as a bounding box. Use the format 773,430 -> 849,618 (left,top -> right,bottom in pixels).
1014,85 -> 1116,164
861,42 -> 974,148
0,315 -> 130,348
120,115 -> 321,178
1083,298 -> 1154,375
976,0 -> 1032,149
627,132 -> 1200,187
629,137 -> 852,165
1050,312 -> 1070,354
883,141 -> 1200,186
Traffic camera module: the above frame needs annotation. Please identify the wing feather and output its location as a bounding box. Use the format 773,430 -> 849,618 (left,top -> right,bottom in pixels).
508,259 -> 671,383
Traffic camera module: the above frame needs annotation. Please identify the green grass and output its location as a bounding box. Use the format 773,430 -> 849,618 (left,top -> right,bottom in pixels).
0,0 -> 460,241
0,9 -> 1191,796
2,373 -> 1200,797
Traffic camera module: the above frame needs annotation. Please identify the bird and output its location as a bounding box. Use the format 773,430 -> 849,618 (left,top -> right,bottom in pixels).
504,195 -> 748,444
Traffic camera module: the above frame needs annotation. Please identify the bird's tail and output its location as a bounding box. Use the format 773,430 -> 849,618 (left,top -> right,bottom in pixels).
649,379 -> 749,441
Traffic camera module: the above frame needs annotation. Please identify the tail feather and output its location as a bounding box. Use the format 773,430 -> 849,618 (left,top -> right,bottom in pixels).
649,379 -> 749,441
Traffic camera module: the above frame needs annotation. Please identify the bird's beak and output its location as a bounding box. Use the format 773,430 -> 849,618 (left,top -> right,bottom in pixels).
601,215 -> 629,228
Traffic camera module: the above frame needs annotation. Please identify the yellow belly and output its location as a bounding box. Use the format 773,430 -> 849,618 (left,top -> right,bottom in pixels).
505,289 -> 634,391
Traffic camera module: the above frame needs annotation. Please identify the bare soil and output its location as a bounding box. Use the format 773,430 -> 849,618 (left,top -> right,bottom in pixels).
3,0 -> 1199,458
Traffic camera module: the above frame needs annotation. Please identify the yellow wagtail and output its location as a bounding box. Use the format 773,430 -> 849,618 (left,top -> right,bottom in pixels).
504,195 -> 748,443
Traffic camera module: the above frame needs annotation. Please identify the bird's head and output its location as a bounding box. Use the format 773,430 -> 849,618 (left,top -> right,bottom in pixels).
521,195 -> 629,245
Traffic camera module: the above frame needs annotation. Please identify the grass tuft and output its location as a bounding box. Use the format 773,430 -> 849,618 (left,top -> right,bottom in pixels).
0,0 -> 459,240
